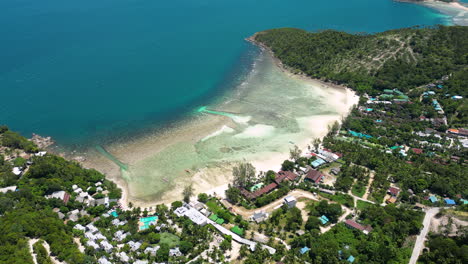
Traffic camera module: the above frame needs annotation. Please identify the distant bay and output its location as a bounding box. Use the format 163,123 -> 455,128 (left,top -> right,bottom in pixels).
0,0 -> 452,148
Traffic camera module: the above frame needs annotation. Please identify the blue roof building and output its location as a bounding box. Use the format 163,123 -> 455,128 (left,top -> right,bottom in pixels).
110,211 -> 119,217
460,199 -> 468,205
347,255 -> 355,263
429,196 -> 438,203
300,246 -> 310,254
437,84 -> 443,89
311,158 -> 326,168
444,199 -> 456,205
320,215 -> 329,225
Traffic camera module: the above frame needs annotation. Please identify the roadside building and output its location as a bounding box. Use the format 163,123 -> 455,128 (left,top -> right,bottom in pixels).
284,196 -> 297,208
251,211 -> 269,223
444,198 -> 456,206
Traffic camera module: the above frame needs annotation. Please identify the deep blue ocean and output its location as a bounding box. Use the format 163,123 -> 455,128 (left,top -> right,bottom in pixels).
0,0 -> 451,148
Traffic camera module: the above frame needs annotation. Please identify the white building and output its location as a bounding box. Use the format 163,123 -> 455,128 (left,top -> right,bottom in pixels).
100,240 -> 113,252
12,167 -> 22,176
284,196 -> 297,208
175,206 -> 207,226
73,224 -> 86,232
86,241 -> 99,250
86,224 -> 98,234
0,186 -> 17,193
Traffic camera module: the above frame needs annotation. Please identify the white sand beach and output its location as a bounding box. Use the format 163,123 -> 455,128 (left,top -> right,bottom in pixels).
81,48 -> 358,209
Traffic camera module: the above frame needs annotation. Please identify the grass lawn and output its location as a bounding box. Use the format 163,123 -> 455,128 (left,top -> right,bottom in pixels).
160,232 -> 180,248
321,193 -> 354,208
206,199 -> 222,213
352,183 -> 366,198
357,200 -> 374,211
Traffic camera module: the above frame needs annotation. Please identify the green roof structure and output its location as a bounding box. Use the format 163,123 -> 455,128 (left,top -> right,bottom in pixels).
231,226 -> 244,236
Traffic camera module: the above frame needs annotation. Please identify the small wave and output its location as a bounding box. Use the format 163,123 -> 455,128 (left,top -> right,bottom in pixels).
234,124 -> 275,138
201,125 -> 235,142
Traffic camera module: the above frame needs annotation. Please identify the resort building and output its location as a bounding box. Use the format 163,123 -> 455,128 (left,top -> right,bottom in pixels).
274,170 -> 298,184
174,206 -> 207,226
305,169 -> 324,184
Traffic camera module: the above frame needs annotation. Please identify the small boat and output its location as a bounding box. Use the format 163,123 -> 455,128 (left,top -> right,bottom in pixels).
163,178 -> 169,182
289,141 -> 294,144
185,169 -> 190,173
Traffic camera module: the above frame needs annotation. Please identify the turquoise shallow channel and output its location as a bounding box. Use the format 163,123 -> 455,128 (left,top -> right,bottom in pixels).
0,0 -> 452,148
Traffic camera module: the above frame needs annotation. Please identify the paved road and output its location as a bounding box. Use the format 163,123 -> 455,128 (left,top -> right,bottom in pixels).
409,207 -> 440,264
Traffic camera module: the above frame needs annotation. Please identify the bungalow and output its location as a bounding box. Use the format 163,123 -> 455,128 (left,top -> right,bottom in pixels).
0,186 -> 17,193
86,241 -> 99,250
444,198 -> 456,206
274,170 -> 298,184
114,230 -> 129,241
86,223 -> 99,234
45,191 -> 71,204
305,169 -> 323,184
387,187 -> 400,197
411,148 -> 423,155
344,219 -> 373,234
68,209 -> 80,222
284,196 -> 297,208
429,196 -> 438,203
12,167 -> 22,176
85,232 -> 97,241
100,240 -> 113,252
144,246 -> 160,256
251,211 -> 269,223
300,246 -> 310,255
169,247 -> 182,257
128,241 -> 142,251
98,257 -> 112,264
73,224 -> 86,232
320,215 -> 329,225
347,255 -> 355,263
117,252 -> 130,263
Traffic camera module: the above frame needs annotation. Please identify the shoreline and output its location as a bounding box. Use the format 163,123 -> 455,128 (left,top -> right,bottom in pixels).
396,0 -> 468,25
78,40 -> 358,209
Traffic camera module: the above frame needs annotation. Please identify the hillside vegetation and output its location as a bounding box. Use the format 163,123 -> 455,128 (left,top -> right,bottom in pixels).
253,26 -> 468,94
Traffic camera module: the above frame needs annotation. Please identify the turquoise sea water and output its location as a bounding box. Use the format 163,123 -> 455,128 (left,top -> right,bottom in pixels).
0,0 -> 451,148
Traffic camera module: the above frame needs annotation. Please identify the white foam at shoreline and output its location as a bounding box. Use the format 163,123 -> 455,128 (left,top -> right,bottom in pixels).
234,124 -> 276,138
201,125 -> 235,142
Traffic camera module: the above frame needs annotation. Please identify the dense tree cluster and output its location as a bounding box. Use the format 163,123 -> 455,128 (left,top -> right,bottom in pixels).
254,26 -> 468,95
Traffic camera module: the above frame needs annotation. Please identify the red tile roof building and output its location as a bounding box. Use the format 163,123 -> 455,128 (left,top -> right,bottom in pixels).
305,169 -> 323,184
240,182 -> 278,200
387,187 -> 400,196
274,171 -> 298,184
344,219 -> 373,234
411,148 -> 423,155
